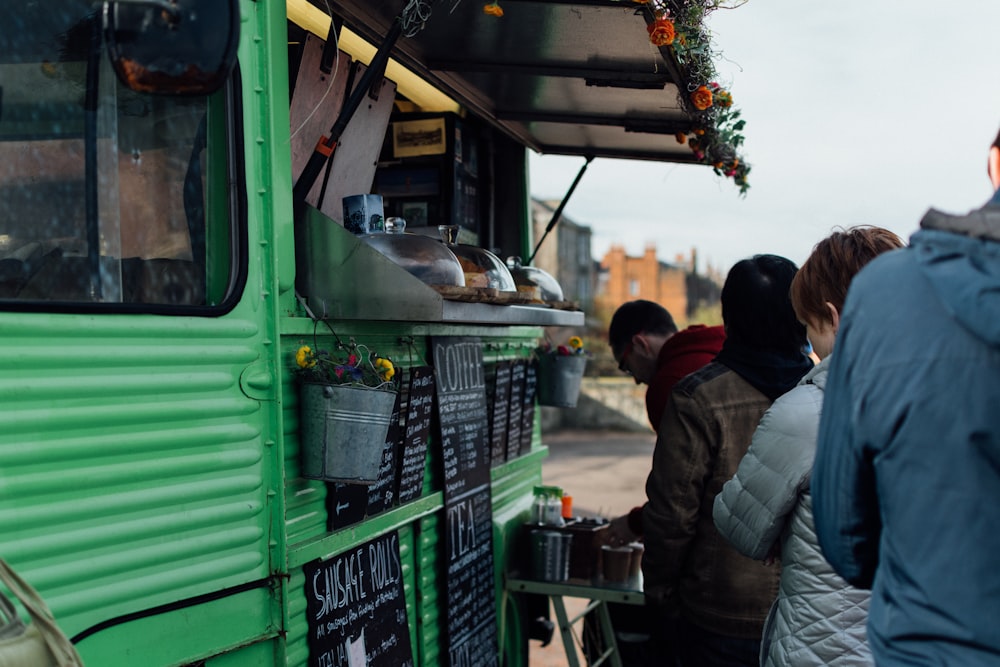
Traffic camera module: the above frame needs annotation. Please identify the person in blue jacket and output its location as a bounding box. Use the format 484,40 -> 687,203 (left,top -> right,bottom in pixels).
813,126 -> 1000,665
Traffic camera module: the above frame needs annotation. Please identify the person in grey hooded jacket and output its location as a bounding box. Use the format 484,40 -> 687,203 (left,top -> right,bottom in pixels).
813,127 -> 1000,666
714,227 -> 902,667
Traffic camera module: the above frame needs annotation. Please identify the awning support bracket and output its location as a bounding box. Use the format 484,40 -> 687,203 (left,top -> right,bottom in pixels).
528,155 -> 593,265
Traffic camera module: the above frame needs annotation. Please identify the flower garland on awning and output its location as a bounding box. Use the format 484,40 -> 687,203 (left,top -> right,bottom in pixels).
481,0 -> 750,193
640,0 -> 750,194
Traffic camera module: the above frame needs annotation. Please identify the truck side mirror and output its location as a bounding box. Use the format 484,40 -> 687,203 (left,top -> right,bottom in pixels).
103,0 -> 239,95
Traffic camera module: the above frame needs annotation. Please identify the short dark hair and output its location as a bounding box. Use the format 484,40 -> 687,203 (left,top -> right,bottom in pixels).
608,300 -> 678,354
994,126 -> 1000,150
790,226 -> 903,326
721,254 -> 806,354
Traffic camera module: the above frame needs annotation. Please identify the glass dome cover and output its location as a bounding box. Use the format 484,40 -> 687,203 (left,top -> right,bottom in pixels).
360,217 -> 465,287
505,256 -> 564,302
437,225 -> 517,292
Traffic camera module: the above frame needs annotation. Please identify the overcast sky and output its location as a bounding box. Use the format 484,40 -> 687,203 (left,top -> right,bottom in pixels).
528,1 -> 1000,275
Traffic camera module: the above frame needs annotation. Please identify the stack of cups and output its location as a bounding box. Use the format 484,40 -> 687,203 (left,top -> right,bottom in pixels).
531,530 -> 573,582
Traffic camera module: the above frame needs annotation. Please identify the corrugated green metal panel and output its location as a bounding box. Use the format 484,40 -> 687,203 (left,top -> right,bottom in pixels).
284,567 -> 313,666
491,451 -> 543,667
415,513 -> 444,666
281,368 -> 328,547
80,585 -> 274,665
0,313 -> 273,655
397,524 -> 420,667
207,638 -> 279,666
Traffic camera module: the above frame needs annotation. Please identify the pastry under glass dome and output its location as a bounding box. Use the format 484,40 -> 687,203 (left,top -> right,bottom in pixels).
505,256 -> 564,302
437,225 -> 517,292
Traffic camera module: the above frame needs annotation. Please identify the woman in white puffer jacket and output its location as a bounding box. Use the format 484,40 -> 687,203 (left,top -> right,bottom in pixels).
713,227 -> 903,667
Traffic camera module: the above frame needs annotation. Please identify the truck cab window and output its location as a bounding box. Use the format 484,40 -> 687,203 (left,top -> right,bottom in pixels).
0,4 -> 239,310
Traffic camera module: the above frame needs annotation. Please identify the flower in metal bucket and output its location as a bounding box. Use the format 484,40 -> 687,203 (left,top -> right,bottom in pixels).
293,338 -> 397,391
538,335 -> 589,357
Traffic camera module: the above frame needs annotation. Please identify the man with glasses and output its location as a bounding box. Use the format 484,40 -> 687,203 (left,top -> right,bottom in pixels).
596,301 -> 724,666
609,300 -> 726,433
604,300 -> 725,544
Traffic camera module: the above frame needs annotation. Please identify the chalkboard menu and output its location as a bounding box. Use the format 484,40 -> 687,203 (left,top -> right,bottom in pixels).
488,361 -> 512,467
398,367 -> 435,504
519,361 -> 538,455
505,361 -> 526,461
431,337 -> 499,667
367,391 -> 403,515
328,482 -> 368,531
303,531 -> 414,667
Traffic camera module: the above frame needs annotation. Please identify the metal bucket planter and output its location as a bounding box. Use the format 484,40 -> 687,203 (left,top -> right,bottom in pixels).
536,355 -> 587,408
299,383 -> 397,484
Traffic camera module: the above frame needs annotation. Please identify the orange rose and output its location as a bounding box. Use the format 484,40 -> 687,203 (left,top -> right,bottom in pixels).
647,18 -> 675,47
690,85 -> 713,110
674,132 -> 687,144
483,2 -> 503,17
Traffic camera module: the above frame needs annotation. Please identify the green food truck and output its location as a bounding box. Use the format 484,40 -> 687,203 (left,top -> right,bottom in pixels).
0,0 -> 747,664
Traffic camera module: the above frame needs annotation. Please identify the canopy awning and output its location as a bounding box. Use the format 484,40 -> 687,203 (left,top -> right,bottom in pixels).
317,0 -> 704,163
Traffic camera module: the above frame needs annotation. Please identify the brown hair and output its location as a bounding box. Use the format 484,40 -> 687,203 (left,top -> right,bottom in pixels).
990,126 -> 1000,180
790,226 -> 904,326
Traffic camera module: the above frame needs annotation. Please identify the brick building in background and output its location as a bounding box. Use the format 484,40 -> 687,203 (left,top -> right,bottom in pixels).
528,198 -> 722,331
594,244 -> 722,328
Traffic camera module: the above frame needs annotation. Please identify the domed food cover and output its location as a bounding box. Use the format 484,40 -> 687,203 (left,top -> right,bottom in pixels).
505,256 -> 564,302
438,225 -> 517,292
360,218 -> 465,287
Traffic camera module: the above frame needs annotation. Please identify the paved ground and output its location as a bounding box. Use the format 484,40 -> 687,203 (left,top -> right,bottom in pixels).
528,429 -> 655,666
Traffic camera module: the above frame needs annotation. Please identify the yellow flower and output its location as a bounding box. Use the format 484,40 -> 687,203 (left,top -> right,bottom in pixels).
295,345 -> 316,369
483,2 -> 503,17
375,357 -> 395,382
568,336 -> 584,350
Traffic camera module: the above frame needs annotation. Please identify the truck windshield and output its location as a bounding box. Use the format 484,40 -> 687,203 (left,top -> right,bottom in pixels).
0,3 -> 236,308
